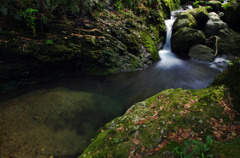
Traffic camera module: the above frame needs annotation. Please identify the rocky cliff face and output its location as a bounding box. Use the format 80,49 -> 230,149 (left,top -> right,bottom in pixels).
0,0 -> 181,93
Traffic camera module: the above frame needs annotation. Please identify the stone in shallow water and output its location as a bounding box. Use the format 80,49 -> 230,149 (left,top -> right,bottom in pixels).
188,44 -> 216,62
171,27 -> 206,56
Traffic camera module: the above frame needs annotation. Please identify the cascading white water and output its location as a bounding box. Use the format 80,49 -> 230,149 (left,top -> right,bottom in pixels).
158,6 -> 228,70
158,10 -> 183,68
163,19 -> 175,51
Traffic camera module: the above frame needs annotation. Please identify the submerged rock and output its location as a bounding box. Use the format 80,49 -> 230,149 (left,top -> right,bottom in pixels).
204,12 -> 228,36
188,44 -> 216,62
172,12 -> 198,34
171,27 -> 206,56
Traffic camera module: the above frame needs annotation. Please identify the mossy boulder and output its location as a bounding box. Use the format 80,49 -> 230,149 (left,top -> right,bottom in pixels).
204,12 -> 228,36
212,57 -> 240,112
171,27 -> 206,56
188,44 -> 216,62
172,12 -> 198,34
205,5 -> 214,12
218,28 -> 240,58
207,1 -> 222,12
222,2 -> 240,32
80,76 -> 240,157
186,7 -> 209,29
193,1 -> 207,8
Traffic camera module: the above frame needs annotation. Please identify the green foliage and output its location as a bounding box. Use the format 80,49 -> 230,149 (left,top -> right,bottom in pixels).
174,136 -> 213,158
114,0 -> 124,11
46,40 -> 53,45
19,8 -> 38,37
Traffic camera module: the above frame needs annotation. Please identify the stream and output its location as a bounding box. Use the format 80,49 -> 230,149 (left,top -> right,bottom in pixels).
0,7 -> 228,158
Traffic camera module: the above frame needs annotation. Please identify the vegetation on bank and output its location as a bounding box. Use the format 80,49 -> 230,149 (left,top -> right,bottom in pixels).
0,0 -> 181,93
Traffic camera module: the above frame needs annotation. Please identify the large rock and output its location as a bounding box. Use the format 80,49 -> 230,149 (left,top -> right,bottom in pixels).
172,12 -> 198,34
222,2 -> 240,32
207,1 -> 222,12
204,12 -> 228,36
171,27 -> 206,56
79,57 -> 240,157
186,7 -> 209,29
193,1 -> 207,8
218,28 -> 240,58
188,44 -> 216,62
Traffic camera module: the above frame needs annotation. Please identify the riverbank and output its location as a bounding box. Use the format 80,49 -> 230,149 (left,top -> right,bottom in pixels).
0,0 -> 182,94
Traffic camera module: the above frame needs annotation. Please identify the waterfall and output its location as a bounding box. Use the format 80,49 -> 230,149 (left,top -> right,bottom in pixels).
163,18 -> 175,51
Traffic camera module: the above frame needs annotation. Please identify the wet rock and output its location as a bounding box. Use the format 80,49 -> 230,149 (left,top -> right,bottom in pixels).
204,12 -> 228,36
207,1 -> 222,12
193,1 -> 207,8
205,6 -> 214,12
188,44 -> 216,62
218,28 -> 240,57
171,27 -> 206,56
222,2 -> 240,32
186,7 -> 209,29
172,12 -> 198,34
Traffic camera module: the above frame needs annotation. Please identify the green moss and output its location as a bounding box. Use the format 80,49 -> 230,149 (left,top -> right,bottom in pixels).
141,31 -> 160,61
212,58 -> 240,112
80,82 -> 239,157
211,135 -> 240,157
164,0 -> 181,11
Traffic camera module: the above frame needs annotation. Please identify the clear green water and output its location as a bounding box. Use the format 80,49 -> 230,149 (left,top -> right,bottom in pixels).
0,53 -> 226,157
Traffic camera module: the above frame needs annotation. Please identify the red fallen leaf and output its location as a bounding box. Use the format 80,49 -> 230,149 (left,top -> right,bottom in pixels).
115,125 -> 125,132
150,102 -> 157,109
160,105 -> 164,111
129,147 -> 136,158
132,138 -> 141,145
135,118 -> 147,125
182,131 -> 190,139
213,131 -> 221,139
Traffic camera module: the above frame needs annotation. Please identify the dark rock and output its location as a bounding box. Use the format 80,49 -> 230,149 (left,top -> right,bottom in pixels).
172,12 -> 198,34
205,6 -> 214,12
207,1 -> 222,12
186,7 -> 209,29
188,44 -> 216,62
222,2 -> 240,32
218,28 -> 240,58
171,27 -> 206,56
193,1 -> 207,8
204,12 -> 228,36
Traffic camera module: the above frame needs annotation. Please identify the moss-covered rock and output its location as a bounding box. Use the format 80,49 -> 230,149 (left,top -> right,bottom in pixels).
193,1 -> 207,8
171,27 -> 206,56
212,57 -> 240,112
222,2 -> 240,32
205,5 -> 214,12
80,83 -> 240,157
79,58 -> 240,158
188,44 -> 216,62
172,12 -> 198,34
0,0 -> 183,93
186,7 -> 209,29
218,28 -> 240,58
207,1 -> 222,12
